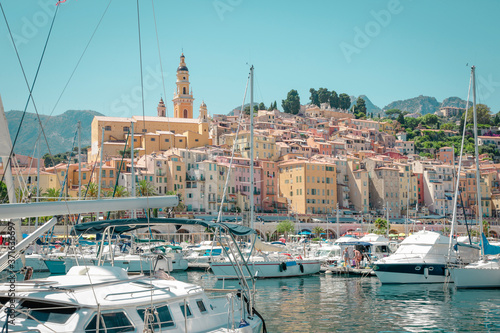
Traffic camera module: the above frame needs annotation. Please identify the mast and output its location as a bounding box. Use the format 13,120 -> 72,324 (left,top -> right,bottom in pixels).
131,121 -> 136,218
471,66 -> 484,256
448,70 -> 472,257
249,65 -> 255,230
35,132 -> 40,228
336,202 -> 339,239
78,121 -> 82,199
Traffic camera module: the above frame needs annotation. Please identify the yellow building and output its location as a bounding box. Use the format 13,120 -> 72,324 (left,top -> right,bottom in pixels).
89,54 -> 210,162
278,160 -> 337,215
235,131 -> 278,161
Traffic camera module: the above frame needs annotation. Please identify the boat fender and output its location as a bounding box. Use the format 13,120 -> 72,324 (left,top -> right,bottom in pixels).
424,267 -> 429,279
280,262 -> 287,271
299,263 -> 304,273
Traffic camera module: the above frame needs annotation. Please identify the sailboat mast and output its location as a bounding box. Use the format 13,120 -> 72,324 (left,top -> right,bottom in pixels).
249,65 -> 255,230
78,120 -> 82,199
471,66 -> 484,256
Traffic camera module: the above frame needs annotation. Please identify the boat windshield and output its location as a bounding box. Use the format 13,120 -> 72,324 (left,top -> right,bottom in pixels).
16,300 -> 77,324
138,305 -> 175,329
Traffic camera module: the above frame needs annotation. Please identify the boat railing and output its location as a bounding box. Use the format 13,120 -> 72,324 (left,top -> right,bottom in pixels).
104,286 -> 171,300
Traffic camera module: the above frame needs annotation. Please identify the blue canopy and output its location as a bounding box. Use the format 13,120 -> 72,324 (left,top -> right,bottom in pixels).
72,218 -> 255,237
298,230 -> 311,235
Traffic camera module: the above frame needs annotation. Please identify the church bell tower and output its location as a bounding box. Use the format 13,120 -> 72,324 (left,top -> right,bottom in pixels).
173,53 -> 194,118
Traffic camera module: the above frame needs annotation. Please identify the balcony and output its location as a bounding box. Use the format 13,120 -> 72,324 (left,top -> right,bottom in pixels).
156,170 -> 165,176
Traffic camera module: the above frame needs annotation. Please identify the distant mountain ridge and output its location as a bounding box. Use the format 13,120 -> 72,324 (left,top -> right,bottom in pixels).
382,95 -> 470,116
383,95 -> 441,115
6,110 -> 103,156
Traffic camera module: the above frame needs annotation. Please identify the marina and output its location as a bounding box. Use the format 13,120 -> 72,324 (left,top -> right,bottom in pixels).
1,1 -> 500,332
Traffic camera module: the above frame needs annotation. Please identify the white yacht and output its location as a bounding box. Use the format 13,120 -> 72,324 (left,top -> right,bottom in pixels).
373,230 -> 478,284
0,265 -> 263,332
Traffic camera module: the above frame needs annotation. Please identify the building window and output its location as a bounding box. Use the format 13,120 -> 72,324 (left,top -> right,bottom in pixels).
165,139 -> 169,142
104,126 -> 111,131
142,129 -> 147,133
151,138 -> 156,141
123,126 -> 129,132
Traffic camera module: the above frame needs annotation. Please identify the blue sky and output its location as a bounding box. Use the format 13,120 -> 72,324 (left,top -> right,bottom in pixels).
1,0 -> 499,119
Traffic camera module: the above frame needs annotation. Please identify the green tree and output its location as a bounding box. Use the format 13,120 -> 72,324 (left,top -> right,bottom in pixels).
119,147 -> 138,158
441,122 -> 456,130
282,90 -> 301,115
267,101 -> 277,111
338,93 -> 351,110
258,102 -> 266,110
374,218 -> 390,235
420,114 -> 440,128
0,181 -> 8,203
404,117 -> 421,131
276,220 -> 295,240
492,112 -> 500,126
317,88 -> 330,105
353,97 -> 367,119
309,88 -> 320,107
397,113 -> 405,125
462,104 -> 492,126
313,226 -> 325,238
329,90 -> 339,109
136,179 -> 157,196
43,188 -> 62,201
385,108 -> 402,118
85,182 -> 98,199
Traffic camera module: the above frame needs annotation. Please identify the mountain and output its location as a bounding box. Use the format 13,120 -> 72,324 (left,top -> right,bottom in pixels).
440,96 -> 470,109
350,95 -> 383,116
383,95 -> 441,115
5,110 -> 104,156
228,102 -> 265,116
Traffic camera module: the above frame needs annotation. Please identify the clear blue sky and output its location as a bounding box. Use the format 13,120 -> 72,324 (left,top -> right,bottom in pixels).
1,0 -> 499,119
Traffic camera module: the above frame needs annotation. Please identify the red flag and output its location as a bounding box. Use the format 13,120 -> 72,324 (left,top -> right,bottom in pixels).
56,0 -> 67,5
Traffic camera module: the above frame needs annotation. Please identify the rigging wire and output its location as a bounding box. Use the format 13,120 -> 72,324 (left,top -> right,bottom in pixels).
151,0 -> 170,128
216,71 -> 250,225
0,1 -> 60,198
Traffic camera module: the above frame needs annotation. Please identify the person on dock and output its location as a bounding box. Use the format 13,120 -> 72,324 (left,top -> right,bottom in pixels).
354,249 -> 362,268
343,247 -> 350,267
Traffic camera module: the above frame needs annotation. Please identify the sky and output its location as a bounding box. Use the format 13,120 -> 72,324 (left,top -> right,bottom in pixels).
1,0 -> 499,120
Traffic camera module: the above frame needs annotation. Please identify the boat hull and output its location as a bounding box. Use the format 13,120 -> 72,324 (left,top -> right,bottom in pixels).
450,267 -> 500,288
210,260 -> 321,279
373,263 -> 449,284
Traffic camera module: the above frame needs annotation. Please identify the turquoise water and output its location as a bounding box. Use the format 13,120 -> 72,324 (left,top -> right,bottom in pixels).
5,270 -> 500,332
175,271 -> 500,333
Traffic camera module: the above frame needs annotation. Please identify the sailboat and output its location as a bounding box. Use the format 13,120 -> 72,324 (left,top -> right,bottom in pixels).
449,66 -> 500,288
209,66 -> 321,279
0,97 -> 264,332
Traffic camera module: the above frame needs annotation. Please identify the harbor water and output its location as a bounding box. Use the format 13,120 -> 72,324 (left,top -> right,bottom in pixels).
176,271 -> 500,333
5,270 -> 500,332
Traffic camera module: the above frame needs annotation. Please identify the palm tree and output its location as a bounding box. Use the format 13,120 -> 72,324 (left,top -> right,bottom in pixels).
276,220 -> 295,241
136,179 -> 156,196
84,183 -> 98,199
374,218 -> 389,235
313,226 -> 325,238
42,188 -> 61,201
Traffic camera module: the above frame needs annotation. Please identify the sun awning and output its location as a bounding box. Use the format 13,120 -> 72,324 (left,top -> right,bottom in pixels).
71,218 -> 255,236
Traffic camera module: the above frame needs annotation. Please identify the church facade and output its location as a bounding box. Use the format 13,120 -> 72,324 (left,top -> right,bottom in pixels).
89,54 -> 210,162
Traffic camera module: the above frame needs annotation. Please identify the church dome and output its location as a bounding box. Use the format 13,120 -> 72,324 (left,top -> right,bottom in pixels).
177,65 -> 188,72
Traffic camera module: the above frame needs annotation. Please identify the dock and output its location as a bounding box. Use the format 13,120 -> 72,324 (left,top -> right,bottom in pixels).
322,265 -> 375,276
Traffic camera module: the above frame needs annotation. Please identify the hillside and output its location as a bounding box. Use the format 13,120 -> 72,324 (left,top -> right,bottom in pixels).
350,95 -> 383,116
383,95 -> 440,115
6,110 -> 103,156
440,96 -> 470,109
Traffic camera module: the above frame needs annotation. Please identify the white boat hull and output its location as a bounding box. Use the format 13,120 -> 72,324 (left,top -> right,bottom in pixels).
210,260 -> 321,279
451,267 -> 500,288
